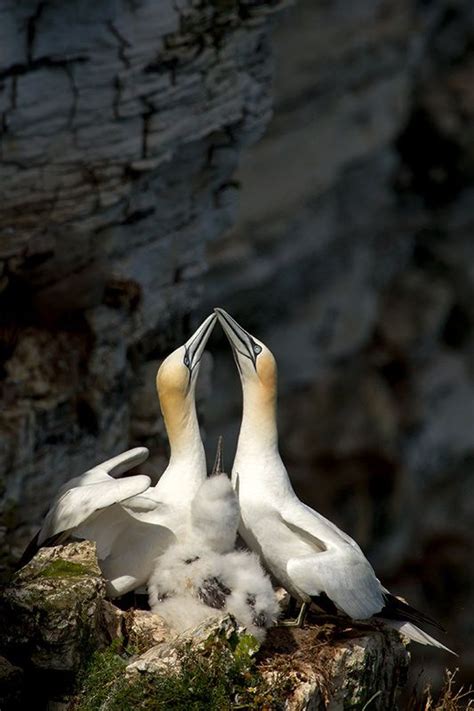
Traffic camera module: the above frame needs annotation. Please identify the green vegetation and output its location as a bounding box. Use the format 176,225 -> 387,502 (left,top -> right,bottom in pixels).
37,560 -> 91,578
74,634 -> 291,710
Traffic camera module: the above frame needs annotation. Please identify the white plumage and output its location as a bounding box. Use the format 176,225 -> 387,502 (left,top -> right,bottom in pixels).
215,307 -> 454,654
148,462 -> 279,641
190,470 -> 239,554
20,314 -> 217,597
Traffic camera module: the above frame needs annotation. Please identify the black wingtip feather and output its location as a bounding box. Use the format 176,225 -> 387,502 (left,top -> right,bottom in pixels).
15,531 -> 41,571
380,593 -> 445,633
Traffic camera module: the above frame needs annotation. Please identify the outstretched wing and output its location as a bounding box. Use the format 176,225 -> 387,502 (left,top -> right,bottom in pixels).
38,447 -> 151,546
19,448 -> 179,596
20,448 -> 150,562
53,447 -> 150,496
39,474 -> 152,545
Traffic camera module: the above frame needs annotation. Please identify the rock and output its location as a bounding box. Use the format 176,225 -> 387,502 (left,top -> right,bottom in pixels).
124,614 -> 409,710
407,351 -> 474,480
123,609 -> 172,654
0,540 -> 410,709
378,270 -> 453,355
261,619 -> 409,711
125,614 -> 252,676
0,541 -> 110,672
0,655 -> 24,710
127,616 -> 409,709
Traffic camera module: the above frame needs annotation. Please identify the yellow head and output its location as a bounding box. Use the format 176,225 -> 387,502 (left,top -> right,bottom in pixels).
156,313 -> 216,424
214,308 -> 277,404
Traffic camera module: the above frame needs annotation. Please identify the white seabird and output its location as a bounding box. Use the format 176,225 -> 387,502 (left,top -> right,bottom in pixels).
148,438 -> 279,641
215,307 -> 454,653
20,313 -> 217,598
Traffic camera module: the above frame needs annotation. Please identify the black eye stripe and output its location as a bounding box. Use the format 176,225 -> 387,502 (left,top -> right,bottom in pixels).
231,343 -> 242,375
220,315 -> 262,367
185,321 -> 214,352
235,347 -> 252,362
225,320 -> 250,352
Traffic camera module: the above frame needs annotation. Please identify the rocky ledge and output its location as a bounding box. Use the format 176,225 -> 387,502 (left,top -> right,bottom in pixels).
0,542 -> 409,710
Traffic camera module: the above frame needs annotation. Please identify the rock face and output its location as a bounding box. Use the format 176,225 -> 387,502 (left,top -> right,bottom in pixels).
204,0 -> 474,681
0,543 -> 410,710
0,0 -> 286,566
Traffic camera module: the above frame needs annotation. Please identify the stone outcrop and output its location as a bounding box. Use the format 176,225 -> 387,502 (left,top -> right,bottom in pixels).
262,622 -> 409,710
0,542 -> 110,673
0,543 -> 410,710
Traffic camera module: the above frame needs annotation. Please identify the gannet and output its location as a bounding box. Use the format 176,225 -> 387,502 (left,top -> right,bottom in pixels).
148,438 -> 279,641
20,313 -> 217,597
215,307 -> 454,653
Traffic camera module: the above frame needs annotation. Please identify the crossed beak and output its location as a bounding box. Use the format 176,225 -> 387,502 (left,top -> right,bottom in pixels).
214,308 -> 261,371
183,312 -> 217,376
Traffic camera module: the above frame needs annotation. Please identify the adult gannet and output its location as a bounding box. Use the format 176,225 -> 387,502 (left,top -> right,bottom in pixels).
215,307 -> 453,653
148,438 -> 279,641
20,313 -> 217,597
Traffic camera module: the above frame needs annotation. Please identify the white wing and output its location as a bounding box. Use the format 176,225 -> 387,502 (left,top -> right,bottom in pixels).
22,447 -> 180,596
282,499 -> 385,619
76,502 -> 176,596
38,447 -> 151,544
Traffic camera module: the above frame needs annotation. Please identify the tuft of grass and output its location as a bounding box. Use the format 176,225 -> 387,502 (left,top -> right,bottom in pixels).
74,640 -> 128,710
74,635 -> 292,710
408,669 -> 473,711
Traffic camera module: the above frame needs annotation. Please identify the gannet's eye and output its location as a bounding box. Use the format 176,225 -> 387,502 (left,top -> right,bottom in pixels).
253,344 -> 262,355
183,354 -> 190,367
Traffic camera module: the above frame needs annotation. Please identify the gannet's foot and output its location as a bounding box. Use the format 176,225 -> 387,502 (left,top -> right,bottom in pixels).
278,601 -> 308,628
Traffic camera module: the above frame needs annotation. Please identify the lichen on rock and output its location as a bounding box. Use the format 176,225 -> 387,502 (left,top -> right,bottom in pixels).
0,541 -> 109,673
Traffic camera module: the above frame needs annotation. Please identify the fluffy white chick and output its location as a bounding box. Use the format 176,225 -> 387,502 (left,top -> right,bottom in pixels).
148,439 -> 279,640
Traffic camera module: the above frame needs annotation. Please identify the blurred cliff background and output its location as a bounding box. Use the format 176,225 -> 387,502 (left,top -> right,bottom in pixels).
0,0 -> 472,691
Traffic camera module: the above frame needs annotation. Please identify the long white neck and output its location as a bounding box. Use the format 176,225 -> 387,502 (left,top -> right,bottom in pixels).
155,388 -> 206,502
238,384 -> 278,456
233,380 -> 294,497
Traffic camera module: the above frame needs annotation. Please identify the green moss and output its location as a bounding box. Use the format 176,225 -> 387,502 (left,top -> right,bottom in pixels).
75,635 -> 291,710
37,560 -> 91,579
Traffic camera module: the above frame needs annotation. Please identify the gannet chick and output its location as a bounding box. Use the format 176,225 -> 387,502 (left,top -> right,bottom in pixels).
215,307 -> 454,654
189,437 -> 240,554
148,439 -> 279,641
20,313 -> 217,598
